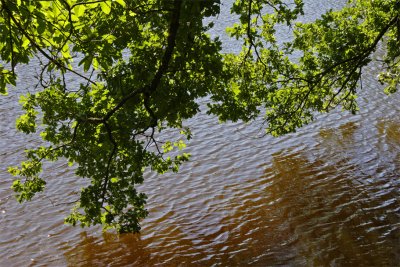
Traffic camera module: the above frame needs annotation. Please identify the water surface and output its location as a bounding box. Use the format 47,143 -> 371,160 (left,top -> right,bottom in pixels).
1,1 -> 399,266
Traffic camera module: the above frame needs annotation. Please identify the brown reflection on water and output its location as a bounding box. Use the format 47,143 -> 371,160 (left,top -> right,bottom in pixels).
63,121 -> 400,266
64,232 -> 151,266
262,152 -> 398,266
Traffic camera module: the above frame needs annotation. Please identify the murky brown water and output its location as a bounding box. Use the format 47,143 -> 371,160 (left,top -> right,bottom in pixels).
1,1 -> 400,266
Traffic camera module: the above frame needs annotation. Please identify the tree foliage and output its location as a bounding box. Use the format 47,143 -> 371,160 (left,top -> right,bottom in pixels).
1,0 -> 399,232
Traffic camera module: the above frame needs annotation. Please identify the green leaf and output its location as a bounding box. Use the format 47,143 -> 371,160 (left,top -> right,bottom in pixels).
73,5 -> 85,17
114,0 -> 126,8
100,1 -> 111,14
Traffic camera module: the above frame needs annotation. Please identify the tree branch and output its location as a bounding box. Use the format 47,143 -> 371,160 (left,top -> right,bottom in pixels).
99,0 -> 183,122
1,0 -> 95,85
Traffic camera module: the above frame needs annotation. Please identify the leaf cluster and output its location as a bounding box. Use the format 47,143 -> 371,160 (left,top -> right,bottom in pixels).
1,0 -> 399,232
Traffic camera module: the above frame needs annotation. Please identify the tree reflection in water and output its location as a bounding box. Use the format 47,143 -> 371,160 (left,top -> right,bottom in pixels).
63,121 -> 400,266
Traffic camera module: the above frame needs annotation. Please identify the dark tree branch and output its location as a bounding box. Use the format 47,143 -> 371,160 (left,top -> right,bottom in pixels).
148,0 -> 182,94
101,121 -> 117,207
87,0 -> 183,123
264,14 -> 399,135
315,15 -> 399,81
0,0 -> 95,84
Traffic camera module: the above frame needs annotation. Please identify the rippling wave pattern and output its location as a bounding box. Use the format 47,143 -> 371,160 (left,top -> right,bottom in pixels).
1,1 -> 400,266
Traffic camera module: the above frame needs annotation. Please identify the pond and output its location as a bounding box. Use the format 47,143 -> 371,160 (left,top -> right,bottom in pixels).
0,1 -> 399,266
